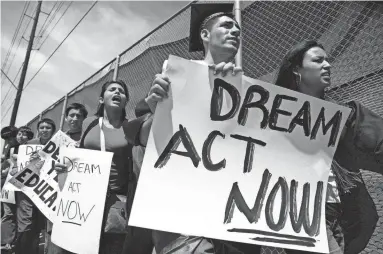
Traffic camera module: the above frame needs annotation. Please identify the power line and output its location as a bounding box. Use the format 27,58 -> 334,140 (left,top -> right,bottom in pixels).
2,101 -> 15,122
4,2 -> 71,108
1,2 -> 29,71
35,1 -> 59,37
2,1 -> 98,124
24,1 -> 98,90
34,1 -> 64,46
36,1 -> 73,50
28,1 -> 72,66
2,3 -> 37,80
1,62 -> 24,106
1,69 -> 18,89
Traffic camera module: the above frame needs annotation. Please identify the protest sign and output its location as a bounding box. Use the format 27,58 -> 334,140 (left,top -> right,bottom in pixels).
9,145 -> 58,221
8,132 -> 77,220
39,130 -> 78,162
51,147 -> 113,254
129,55 -> 351,253
3,145 -> 43,192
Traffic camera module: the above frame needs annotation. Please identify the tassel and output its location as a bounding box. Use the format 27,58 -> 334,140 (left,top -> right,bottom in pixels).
331,159 -> 362,195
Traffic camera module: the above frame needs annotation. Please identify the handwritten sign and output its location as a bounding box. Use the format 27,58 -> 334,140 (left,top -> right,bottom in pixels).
3,145 -> 43,192
9,145 -> 58,221
129,55 -> 351,253
51,147 -> 113,254
39,130 -> 78,162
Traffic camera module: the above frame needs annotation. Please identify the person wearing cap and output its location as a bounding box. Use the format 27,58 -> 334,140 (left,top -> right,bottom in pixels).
123,3 -> 263,254
1,126 -> 34,252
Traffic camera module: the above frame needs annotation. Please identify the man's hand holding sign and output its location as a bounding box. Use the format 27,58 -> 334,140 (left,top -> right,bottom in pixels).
129,55 -> 351,253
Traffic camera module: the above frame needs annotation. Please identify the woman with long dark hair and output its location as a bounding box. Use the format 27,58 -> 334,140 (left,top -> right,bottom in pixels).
79,80 -> 134,253
275,40 -> 382,254
53,80 -> 152,254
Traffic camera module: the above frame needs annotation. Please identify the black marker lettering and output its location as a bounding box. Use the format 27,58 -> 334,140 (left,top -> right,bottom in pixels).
238,85 -> 270,128
230,134 -> 267,173
45,192 -> 57,208
311,108 -> 342,147
154,124 -> 200,168
288,101 -> 311,136
202,130 -> 226,171
265,177 -> 289,231
24,172 -> 40,187
210,78 -> 241,121
224,169 -> 272,224
289,180 -> 323,236
15,168 -> 33,183
42,141 -> 56,154
269,94 -> 297,132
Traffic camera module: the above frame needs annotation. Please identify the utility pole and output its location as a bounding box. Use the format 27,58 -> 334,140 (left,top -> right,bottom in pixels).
9,0 -> 42,126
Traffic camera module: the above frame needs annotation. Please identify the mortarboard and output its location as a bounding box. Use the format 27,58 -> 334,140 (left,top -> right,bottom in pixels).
189,2 -> 235,52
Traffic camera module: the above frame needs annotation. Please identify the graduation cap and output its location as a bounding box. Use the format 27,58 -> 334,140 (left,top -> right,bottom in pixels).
189,2 -> 235,52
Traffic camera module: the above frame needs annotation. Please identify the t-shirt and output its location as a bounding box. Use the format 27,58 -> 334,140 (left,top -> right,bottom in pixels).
66,130 -> 82,142
82,118 -> 130,193
27,138 -> 47,145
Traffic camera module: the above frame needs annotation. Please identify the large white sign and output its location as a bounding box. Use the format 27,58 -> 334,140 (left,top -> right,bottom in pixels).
129,55 -> 351,253
9,145 -> 58,221
9,132 -> 77,221
3,145 -> 43,192
51,147 -> 113,254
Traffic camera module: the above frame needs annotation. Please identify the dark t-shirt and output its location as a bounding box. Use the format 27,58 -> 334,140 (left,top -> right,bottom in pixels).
82,118 -> 130,193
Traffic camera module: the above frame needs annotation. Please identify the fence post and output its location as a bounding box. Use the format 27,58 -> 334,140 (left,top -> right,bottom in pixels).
234,0 -> 242,68
113,55 -> 121,81
36,113 -> 43,137
59,95 -> 68,131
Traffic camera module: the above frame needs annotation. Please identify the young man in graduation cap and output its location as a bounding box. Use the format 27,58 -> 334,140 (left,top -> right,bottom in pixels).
124,3 -> 263,254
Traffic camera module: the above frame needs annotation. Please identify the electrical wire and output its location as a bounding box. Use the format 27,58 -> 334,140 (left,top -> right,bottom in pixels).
1,2 -> 29,71
2,1 -> 98,122
24,1 -> 98,91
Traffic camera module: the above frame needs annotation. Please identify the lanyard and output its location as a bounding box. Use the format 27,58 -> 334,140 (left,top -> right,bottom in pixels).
99,117 -> 106,152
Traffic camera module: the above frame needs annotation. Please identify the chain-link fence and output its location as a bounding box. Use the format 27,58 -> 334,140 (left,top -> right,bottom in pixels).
24,1 -> 382,253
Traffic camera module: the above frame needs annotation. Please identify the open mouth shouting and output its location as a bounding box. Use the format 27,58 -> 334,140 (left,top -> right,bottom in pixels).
112,95 -> 122,104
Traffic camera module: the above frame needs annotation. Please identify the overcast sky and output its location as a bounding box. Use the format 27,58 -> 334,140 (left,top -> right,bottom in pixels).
1,1 -> 189,127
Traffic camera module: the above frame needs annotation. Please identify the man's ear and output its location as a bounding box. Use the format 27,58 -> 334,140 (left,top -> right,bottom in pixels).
99,97 -> 104,104
200,28 -> 209,44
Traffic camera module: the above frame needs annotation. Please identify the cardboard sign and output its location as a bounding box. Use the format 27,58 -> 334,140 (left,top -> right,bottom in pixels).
39,130 -> 78,162
8,132 -> 77,221
3,145 -> 43,192
9,145 -> 58,221
129,55 -> 351,253
51,147 -> 113,254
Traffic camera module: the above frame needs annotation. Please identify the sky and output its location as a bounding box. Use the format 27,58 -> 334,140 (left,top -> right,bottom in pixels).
1,1 -> 189,128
